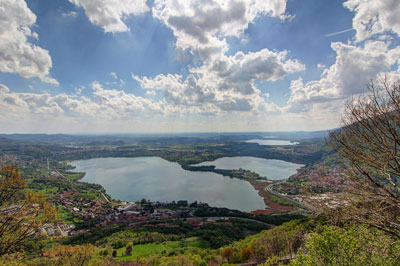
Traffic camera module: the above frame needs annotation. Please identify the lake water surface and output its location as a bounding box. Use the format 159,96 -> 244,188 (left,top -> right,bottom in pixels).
70,157 -> 267,212
193,156 -> 303,180
245,139 -> 299,146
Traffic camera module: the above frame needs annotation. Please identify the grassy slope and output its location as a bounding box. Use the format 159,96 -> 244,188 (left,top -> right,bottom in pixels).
115,238 -> 210,260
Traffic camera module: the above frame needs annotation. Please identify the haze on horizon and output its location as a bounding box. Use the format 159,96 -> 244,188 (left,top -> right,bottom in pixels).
0,0 -> 399,134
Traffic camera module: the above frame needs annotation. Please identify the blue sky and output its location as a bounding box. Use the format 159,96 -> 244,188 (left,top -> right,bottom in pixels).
0,0 -> 399,133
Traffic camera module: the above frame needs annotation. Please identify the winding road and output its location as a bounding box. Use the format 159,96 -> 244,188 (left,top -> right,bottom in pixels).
266,180 -> 311,212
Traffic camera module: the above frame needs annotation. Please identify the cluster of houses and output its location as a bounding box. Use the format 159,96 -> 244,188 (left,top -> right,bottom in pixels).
50,191 -> 235,237
50,191 -> 114,221
40,222 -> 75,237
0,154 -> 27,167
272,163 -> 350,209
276,164 -> 348,196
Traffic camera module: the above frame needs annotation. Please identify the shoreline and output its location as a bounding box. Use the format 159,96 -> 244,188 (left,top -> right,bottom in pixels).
67,157 -> 298,214
247,179 -> 294,215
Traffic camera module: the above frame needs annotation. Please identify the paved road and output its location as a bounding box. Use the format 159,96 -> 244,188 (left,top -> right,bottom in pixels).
265,180 -> 311,211
53,168 -> 111,204
100,192 -> 111,203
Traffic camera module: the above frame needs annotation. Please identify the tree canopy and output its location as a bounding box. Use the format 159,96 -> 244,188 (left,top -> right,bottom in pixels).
0,165 -> 56,255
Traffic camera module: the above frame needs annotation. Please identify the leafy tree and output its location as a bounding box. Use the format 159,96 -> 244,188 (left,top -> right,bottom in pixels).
221,247 -> 233,261
0,165 -> 56,255
124,244 -> 132,256
291,225 -> 400,266
140,198 -> 148,205
329,78 -> 400,238
240,247 -> 252,261
36,244 -> 96,266
259,257 -> 284,266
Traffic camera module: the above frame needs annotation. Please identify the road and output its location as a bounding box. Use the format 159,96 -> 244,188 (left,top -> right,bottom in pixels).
265,180 -> 311,211
100,192 -> 111,203
52,168 -> 111,204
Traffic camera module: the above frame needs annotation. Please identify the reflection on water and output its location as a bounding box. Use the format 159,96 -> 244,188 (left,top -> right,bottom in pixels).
194,156 -> 303,180
70,157 -> 267,212
245,139 -> 299,146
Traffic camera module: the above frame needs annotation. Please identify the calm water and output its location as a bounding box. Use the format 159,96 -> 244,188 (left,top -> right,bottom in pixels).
194,156 -> 303,180
70,157 -> 267,212
245,139 -> 299,145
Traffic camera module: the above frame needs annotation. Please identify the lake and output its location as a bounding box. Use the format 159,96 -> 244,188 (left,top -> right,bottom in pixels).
193,156 -> 303,180
245,139 -> 299,145
70,157 -> 267,212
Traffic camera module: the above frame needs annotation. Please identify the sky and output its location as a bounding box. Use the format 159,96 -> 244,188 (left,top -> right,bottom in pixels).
0,0 -> 399,134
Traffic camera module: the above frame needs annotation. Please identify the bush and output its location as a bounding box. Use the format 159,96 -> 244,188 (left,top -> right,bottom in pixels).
125,245 -> 132,256
291,225 -> 400,266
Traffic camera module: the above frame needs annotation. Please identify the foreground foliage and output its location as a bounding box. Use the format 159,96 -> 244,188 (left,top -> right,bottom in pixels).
291,225 -> 400,266
0,165 -> 56,256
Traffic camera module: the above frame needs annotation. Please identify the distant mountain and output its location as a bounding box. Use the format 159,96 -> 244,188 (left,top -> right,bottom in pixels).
0,130 -> 333,146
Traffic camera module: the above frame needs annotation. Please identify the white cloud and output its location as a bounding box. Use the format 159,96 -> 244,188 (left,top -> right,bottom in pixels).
74,86 -> 85,95
69,0 -> 149,33
286,41 -> 400,112
152,0 -> 290,62
344,0 -> 400,42
110,72 -> 118,79
0,0 -> 58,85
283,0 -> 400,115
134,48 -> 304,113
137,0 -> 305,116
62,11 -> 78,18
118,79 -> 126,87
0,81 -> 340,133
0,82 -> 167,122
145,90 -> 157,96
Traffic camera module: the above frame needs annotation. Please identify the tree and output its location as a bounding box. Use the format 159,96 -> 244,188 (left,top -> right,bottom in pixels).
38,244 -> 96,266
240,247 -> 252,261
0,165 -> 56,255
221,247 -> 233,261
290,225 -> 400,266
124,245 -> 132,256
328,78 -> 400,238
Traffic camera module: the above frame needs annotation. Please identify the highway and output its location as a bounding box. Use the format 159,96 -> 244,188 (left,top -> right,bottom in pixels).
265,180 -> 311,212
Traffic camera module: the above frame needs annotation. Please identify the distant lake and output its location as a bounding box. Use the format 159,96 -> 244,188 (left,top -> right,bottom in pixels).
70,157 -> 266,212
245,139 -> 299,146
193,156 -> 303,180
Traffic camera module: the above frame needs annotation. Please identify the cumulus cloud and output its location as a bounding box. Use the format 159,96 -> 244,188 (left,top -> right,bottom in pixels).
0,82 -> 168,122
129,1 -> 303,115
0,0 -> 58,85
286,41 -> 400,112
134,48 -> 304,113
153,0 -> 289,62
285,0 -> 400,114
69,0 -> 149,33
344,0 -> 400,42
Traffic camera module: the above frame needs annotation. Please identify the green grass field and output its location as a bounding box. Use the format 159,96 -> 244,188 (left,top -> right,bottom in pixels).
65,172 -> 85,182
116,237 -> 210,260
